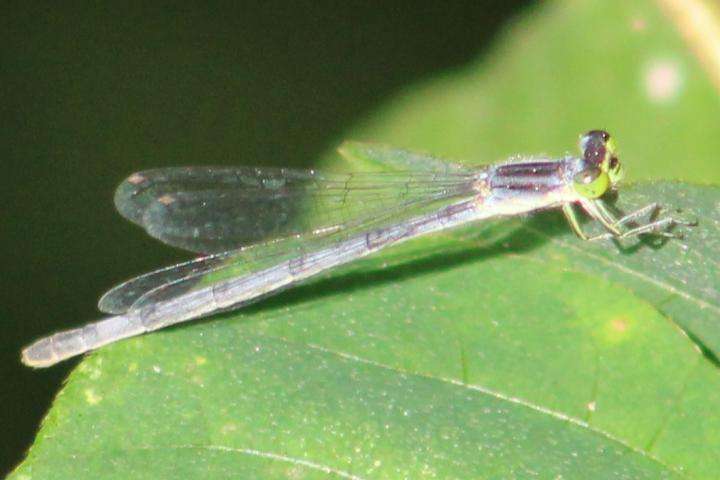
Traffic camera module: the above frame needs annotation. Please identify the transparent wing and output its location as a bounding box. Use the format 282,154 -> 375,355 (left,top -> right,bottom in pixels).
337,141 -> 472,174
115,165 -> 475,255
100,166 -> 480,314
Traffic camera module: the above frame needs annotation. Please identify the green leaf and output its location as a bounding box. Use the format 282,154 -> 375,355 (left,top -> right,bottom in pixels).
14,183 -> 720,478
521,182 -> 720,359
14,0 -> 720,479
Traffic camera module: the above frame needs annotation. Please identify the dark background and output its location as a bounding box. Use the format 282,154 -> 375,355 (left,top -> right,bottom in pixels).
1,1 -> 534,474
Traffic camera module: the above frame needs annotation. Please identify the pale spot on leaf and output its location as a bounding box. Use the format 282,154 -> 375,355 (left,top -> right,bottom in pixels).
631,17 -> 646,32
612,318 -> 628,333
84,388 -> 102,405
220,423 -> 238,434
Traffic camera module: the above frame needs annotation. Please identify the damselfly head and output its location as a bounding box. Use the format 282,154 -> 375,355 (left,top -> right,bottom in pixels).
573,130 -> 624,199
579,130 -> 623,182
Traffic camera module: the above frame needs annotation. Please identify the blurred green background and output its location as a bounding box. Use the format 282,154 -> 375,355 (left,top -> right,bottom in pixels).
0,0 -> 535,475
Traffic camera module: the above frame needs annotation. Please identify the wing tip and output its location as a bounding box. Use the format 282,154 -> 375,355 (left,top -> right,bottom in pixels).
114,171 -> 153,225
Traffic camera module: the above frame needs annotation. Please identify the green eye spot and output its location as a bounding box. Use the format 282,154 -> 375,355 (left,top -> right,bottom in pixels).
573,168 -> 610,199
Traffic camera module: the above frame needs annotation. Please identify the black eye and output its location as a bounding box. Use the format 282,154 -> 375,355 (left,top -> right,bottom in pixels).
587,130 -> 610,141
609,156 -> 618,169
580,130 -> 612,166
584,143 -> 606,165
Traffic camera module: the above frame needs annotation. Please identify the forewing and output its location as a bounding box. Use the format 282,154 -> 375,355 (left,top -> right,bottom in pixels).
100,168 -> 478,314
114,164 -> 477,254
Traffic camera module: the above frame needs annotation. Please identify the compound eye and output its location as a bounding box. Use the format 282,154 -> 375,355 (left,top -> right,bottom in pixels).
584,142 -> 606,166
580,130 -> 611,167
588,130 -> 610,141
573,167 -> 610,199
575,168 -> 600,184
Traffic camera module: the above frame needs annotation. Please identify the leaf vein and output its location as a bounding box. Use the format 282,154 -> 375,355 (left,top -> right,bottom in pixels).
259,336 -> 687,478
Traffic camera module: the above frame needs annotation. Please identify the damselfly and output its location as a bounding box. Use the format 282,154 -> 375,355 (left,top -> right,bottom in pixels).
22,130 -> 694,367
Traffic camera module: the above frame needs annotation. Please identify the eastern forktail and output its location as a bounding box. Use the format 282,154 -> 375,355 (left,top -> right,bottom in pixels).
22,130 -> 694,367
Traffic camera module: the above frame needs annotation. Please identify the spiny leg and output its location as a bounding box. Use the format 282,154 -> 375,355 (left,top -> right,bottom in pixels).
580,200 -> 622,238
616,211 -> 696,239
562,203 -> 589,240
606,202 -> 659,227
562,199 -> 694,242
582,202 -> 658,240
615,216 -> 680,238
596,201 -> 695,230
583,200 -> 695,241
